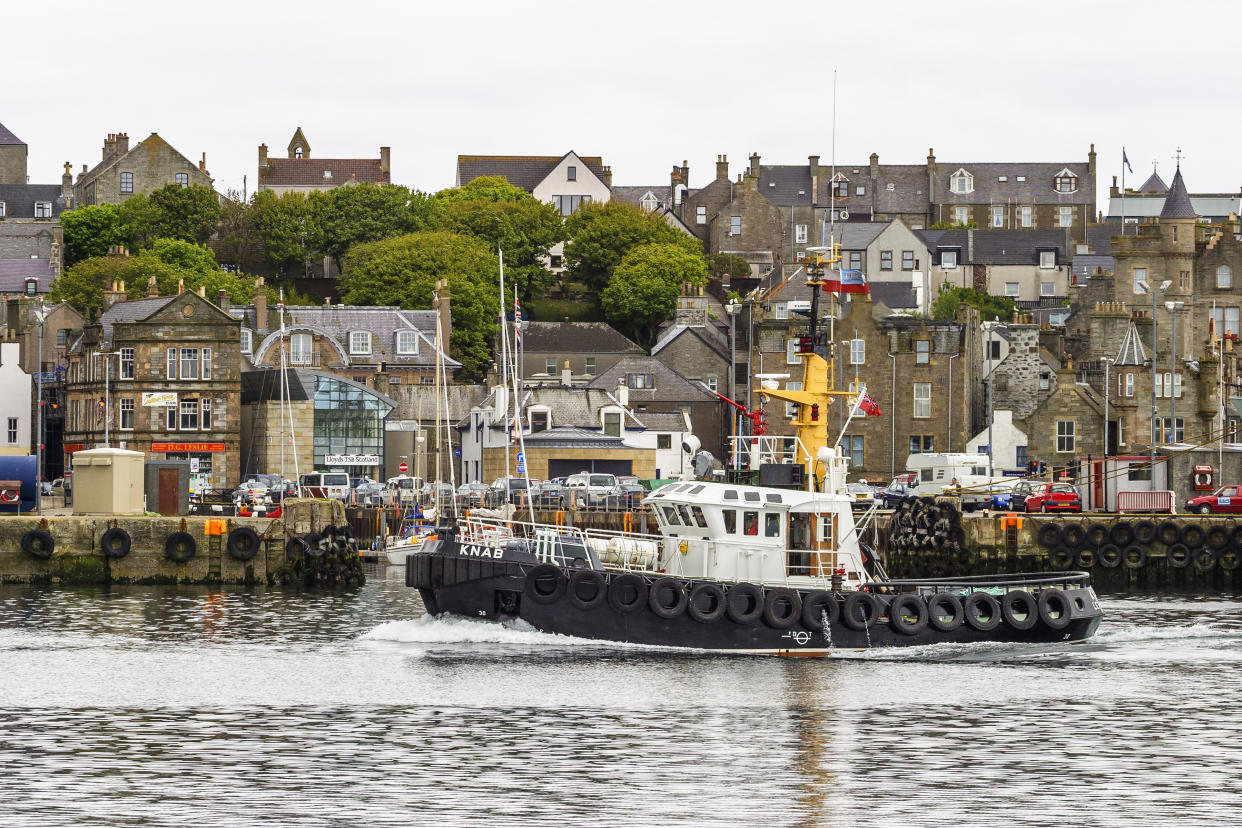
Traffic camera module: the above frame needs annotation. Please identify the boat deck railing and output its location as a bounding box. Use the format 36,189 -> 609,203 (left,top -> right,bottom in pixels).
870,571 -> 1093,594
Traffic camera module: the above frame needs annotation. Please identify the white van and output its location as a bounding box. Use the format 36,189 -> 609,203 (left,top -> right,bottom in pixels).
385,475 -> 421,505
299,471 -> 350,500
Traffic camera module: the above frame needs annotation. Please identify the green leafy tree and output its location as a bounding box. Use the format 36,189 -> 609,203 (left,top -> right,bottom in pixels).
338,231 -> 499,381
49,256 -> 182,317
439,194 -> 565,299
139,238 -> 219,276
564,201 -> 703,294
250,189 -> 319,275
600,242 -> 709,344
60,204 -> 130,266
931,285 -> 1014,322
313,183 -> 441,269
709,253 -> 752,281
119,184 -> 221,246
215,190 -> 261,272
436,175 -> 530,205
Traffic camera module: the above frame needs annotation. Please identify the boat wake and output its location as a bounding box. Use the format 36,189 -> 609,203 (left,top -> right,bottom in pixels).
360,614 -> 696,654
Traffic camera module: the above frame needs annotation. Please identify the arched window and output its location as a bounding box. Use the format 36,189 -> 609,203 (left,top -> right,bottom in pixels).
294,146 -> 304,158
1217,264 -> 1232,289
950,169 -> 973,194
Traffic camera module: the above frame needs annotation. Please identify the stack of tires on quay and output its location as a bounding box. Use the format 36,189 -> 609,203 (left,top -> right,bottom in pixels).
273,523 -> 365,588
1037,517 -> 1241,583
881,497 -> 986,578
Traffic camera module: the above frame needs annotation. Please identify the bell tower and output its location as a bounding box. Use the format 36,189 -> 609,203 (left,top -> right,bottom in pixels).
287,127 -> 311,159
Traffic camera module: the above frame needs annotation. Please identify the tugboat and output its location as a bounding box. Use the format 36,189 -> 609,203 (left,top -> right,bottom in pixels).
405,246 -> 1102,653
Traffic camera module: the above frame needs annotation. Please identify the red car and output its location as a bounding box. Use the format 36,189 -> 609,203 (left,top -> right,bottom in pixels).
1185,486 -> 1242,514
1024,482 -> 1081,513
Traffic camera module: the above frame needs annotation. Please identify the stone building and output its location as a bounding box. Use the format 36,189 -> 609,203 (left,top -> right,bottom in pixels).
649,323 -> 730,398
257,128 -> 391,195
62,286 -> 242,493
1024,361 -> 1108,474
921,228 -> 1073,317
517,321 -> 643,384
982,317 -> 1060,423
1,120 -> 74,287
0,121 -> 28,185
74,132 -> 213,206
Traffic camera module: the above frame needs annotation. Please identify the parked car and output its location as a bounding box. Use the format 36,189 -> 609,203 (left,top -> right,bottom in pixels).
354,481 -> 386,506
50,477 -> 70,498
846,482 -> 879,511
1185,486 -> 1242,514
420,481 -> 456,506
1023,482 -> 1082,513
533,480 -> 566,508
985,480 -> 1021,511
489,476 -> 533,506
616,476 -> 645,509
456,481 -> 490,507
876,480 -> 918,509
564,472 -> 620,508
234,480 -> 269,504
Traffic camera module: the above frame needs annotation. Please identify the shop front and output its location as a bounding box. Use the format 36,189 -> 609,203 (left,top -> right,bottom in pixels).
152,441 -> 227,494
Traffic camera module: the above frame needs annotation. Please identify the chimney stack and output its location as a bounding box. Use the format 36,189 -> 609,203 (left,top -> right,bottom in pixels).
749,152 -> 761,177
715,155 -> 729,182
561,359 -> 572,387
809,155 -> 820,207
601,165 -> 612,188
870,152 -> 880,180
199,152 -> 207,173
616,380 -> 629,408
217,289 -> 229,312
379,146 -> 391,181
254,277 -> 268,331
62,162 -> 73,201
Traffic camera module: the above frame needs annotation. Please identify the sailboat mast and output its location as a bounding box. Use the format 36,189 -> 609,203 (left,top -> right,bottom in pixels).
498,248 -> 511,483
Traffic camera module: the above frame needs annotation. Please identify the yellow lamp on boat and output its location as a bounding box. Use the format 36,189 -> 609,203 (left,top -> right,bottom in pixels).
679,540 -> 688,555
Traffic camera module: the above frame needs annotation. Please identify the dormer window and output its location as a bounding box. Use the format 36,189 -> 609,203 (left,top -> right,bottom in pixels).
34,201 -> 52,218
349,331 -> 371,355
831,175 -> 849,198
1054,169 -> 1078,193
529,409 -> 550,433
396,330 -> 418,354
323,170 -> 332,180
950,169 -> 974,194
24,279 -> 37,296
998,175 -> 1008,182
567,165 -> 577,181
640,193 -> 659,212
240,329 -> 253,354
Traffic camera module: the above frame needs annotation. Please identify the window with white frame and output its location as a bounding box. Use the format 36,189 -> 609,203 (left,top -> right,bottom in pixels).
795,224 -> 807,244
941,250 -> 958,269
584,357 -> 596,375
786,339 -> 799,365
119,399 -> 134,430
166,348 -> 176,378
1154,372 -> 1163,398
626,373 -> 654,389
848,251 -> 862,270
1020,206 -> 1032,227
1005,282 -> 1020,297
119,347 -> 134,379
902,250 -> 915,271
1040,250 -> 1056,269
545,358 -> 557,375
1119,417 -> 1127,446
696,206 -> 706,225
35,202 -> 52,218
915,340 -> 930,364
553,194 -> 591,216
201,398 -> 212,429
850,338 -> 865,365
290,333 -> 312,365
855,184 -> 865,196
1040,281 -> 1055,297
913,382 -> 931,418
706,375 -> 718,392
1055,174 -> 1078,193
1211,306 -> 1240,337
880,251 -> 893,270
180,348 -> 198,379
120,172 -> 133,194
396,330 -> 417,354
166,403 -> 177,430
7,417 -> 16,444
0,202 -> 5,217
992,205 -> 1004,227
951,170 -> 973,194
785,381 -> 802,418
349,331 -> 371,355
1056,420 -> 1075,453
240,329 -> 252,354
180,399 -> 199,430
954,206 -> 969,225
774,303 -> 789,320
832,180 -> 849,199
1059,206 -> 1073,227
1217,265 -> 1232,288
1132,266 -> 1147,295
1039,372 -> 1050,390
1125,373 -> 1134,397
730,216 -> 741,236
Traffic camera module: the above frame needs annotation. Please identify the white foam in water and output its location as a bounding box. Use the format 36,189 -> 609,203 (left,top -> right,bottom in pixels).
361,614 -> 690,652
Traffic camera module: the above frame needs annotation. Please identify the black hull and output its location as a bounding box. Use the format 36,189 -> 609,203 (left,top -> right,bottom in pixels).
406,549 -> 1102,654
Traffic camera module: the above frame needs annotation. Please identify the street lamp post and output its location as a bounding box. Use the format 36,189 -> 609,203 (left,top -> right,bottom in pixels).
1138,279 -> 1171,490
93,351 -> 120,448
1166,300 -> 1185,446
33,302 -> 47,515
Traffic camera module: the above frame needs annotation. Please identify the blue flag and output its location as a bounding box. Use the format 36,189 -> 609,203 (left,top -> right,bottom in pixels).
1122,147 -> 1133,175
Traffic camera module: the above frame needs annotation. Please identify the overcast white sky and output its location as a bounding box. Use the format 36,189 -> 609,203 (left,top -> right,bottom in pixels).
8,1 -> 1241,206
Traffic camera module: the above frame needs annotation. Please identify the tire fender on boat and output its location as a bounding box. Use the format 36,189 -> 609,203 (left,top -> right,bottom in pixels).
1036,589 -> 1073,630
841,592 -> 879,631
762,588 -> 802,629
800,591 -> 840,630
648,577 -> 687,619
888,594 -> 928,635
568,569 -> 607,610
607,573 -> 647,614
963,592 -> 1001,632
687,582 -> 726,624
725,583 -> 764,625
1000,590 -> 1038,631
525,563 -> 565,604
926,592 -> 964,632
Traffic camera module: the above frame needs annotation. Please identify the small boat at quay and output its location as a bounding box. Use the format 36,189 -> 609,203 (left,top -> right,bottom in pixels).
404,245 -> 1102,653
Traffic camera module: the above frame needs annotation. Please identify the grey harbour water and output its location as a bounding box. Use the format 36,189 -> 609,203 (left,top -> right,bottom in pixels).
1,568 -> 1240,828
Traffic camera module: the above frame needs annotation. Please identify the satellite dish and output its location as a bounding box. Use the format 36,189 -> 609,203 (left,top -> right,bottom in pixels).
693,450 -> 716,478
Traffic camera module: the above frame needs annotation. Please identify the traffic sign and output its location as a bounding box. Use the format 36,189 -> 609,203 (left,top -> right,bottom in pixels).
516,451 -> 526,474
399,462 -> 408,473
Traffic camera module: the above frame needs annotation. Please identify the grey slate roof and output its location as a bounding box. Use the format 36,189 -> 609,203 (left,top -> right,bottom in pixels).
1160,167 -> 1196,219
0,258 -> 54,292
922,229 -> 1069,265
636,411 -> 687,432
263,158 -> 388,187
1073,254 -> 1114,279
610,185 -> 665,207
0,122 -> 23,145
935,162 -> 1092,204
1116,321 -> 1148,366
873,165 -> 931,214
520,426 -> 627,449
1138,171 -> 1168,193
869,282 -> 917,311
831,222 -> 887,249
98,296 -> 177,342
588,356 -> 718,403
650,324 -> 729,360
455,153 -> 606,192
0,183 -> 70,218
521,321 -> 643,354
1084,223 -> 1122,254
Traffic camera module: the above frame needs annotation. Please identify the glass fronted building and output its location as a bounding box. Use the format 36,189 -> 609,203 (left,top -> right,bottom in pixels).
312,374 -> 390,469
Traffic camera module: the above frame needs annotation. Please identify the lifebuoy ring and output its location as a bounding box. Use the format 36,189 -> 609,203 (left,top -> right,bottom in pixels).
687,583 -> 726,624
1193,548 -> 1217,572
1086,523 -> 1111,547
227,526 -> 260,561
525,563 -> 564,604
1123,545 -> 1146,569
568,569 -> 606,610
762,588 -> 801,629
648,577 -> 687,619
1166,544 -> 1191,568
963,592 -> 1001,631
1037,523 -> 1063,548
841,592 -> 879,631
1047,546 -> 1074,570
726,583 -> 764,625
1110,523 -> 1135,547
927,592 -> 964,632
285,537 -> 308,560
1157,521 -> 1183,546
21,529 -> 54,560
0,485 -> 21,503
1182,524 -> 1207,548
888,594 -> 928,635
1062,524 -> 1087,551
1097,544 -> 1122,569
801,591 -> 839,630
1133,520 -> 1157,544
164,531 -> 196,563
1206,524 -> 1231,550
100,527 -> 131,559
1036,589 -> 1073,630
607,573 -> 647,614
1000,590 -> 1038,631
